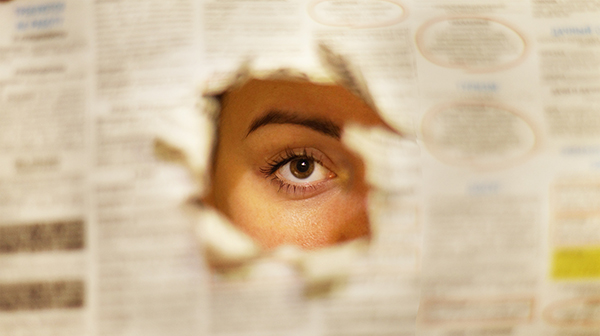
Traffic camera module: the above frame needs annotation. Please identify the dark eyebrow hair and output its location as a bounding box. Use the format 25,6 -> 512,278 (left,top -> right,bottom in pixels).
246,110 -> 341,139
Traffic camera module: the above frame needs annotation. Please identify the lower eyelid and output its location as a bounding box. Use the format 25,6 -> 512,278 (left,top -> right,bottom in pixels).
269,176 -> 335,198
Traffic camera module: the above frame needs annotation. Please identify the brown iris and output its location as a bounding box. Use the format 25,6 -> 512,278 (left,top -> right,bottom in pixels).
289,157 -> 314,179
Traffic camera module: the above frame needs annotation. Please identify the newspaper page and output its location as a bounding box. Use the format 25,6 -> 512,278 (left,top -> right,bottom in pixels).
1,0 -> 207,335
413,1 -> 545,335
0,0 -> 90,334
1,0 -> 600,336
413,1 -> 600,336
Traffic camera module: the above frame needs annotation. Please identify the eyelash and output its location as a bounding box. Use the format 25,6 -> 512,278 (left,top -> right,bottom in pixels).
259,148 -> 332,196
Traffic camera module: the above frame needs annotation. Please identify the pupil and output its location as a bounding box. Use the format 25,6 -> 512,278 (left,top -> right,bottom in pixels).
296,159 -> 309,173
290,157 -> 314,179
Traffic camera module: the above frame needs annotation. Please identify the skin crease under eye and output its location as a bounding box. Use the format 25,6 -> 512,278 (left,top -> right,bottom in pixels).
205,79 -> 388,249
225,176 -> 367,248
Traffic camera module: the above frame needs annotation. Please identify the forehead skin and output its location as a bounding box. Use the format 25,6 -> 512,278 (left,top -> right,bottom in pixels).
207,79 -> 385,249
219,79 -> 384,137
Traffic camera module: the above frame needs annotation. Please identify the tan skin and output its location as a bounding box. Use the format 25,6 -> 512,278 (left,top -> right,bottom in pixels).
204,78 -> 387,250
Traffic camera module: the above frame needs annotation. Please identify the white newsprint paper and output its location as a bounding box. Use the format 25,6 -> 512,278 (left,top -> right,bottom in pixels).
2,1 -> 600,335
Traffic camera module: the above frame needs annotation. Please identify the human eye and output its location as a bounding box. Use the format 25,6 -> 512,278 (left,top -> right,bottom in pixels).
260,148 -> 337,198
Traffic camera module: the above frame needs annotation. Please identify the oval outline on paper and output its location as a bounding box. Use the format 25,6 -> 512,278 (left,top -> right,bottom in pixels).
308,0 -> 407,29
419,297 -> 534,325
415,16 -> 529,73
543,298 -> 600,327
420,101 -> 540,170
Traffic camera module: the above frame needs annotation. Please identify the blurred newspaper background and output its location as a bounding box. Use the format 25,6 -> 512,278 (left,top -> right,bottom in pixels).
1,0 -> 600,335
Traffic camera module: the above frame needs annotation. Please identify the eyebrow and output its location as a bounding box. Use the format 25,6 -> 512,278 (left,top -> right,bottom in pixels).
246,110 -> 342,139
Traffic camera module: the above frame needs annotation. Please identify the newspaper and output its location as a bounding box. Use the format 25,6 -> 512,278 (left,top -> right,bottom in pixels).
1,0 -> 600,335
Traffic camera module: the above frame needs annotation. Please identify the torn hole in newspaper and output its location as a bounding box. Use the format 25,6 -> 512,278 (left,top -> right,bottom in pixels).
154,44 -> 419,296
